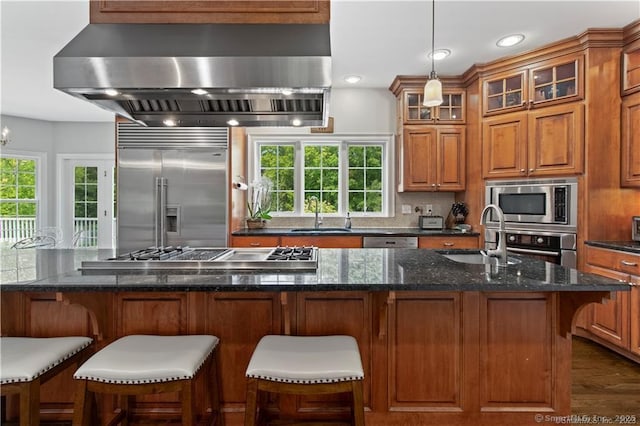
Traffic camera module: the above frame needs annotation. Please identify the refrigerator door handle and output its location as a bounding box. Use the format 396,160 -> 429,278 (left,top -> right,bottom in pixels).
155,177 -> 168,248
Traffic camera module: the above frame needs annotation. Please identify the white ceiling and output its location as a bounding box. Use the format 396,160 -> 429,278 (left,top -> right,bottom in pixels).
1,0 -> 638,123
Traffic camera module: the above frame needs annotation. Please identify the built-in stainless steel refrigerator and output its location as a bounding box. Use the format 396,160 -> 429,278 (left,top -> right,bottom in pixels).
116,123 -> 228,254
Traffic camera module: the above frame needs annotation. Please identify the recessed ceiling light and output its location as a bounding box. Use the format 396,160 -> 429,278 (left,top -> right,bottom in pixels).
163,119 -> 177,127
344,75 -> 362,84
428,49 -> 451,61
191,88 -> 208,95
292,118 -> 302,126
281,89 -> 294,96
227,119 -> 239,126
497,34 -> 525,47
104,89 -> 119,96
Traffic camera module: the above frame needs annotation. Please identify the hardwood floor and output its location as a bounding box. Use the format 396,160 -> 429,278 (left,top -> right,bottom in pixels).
572,336 -> 640,422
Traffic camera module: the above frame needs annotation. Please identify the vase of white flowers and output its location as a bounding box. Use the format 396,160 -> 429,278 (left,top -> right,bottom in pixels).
246,176 -> 273,229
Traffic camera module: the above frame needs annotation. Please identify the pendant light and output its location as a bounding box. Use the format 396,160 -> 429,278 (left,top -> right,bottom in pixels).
423,0 -> 443,107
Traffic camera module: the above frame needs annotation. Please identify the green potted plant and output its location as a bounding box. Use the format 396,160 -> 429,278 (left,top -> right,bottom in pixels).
246,176 -> 273,229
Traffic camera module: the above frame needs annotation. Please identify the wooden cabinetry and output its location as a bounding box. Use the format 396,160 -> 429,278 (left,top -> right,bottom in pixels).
280,235 -> 362,248
402,89 -> 465,124
621,91 -> 640,187
418,235 -> 479,249
231,235 -> 281,247
581,246 -> 639,362
482,103 -> 584,179
622,39 -> 640,95
482,54 -> 583,116
90,0 -> 330,24
400,126 -> 465,191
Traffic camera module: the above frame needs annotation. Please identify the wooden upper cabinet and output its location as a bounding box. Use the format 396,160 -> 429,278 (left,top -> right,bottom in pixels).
482,103 -> 584,179
90,0 -> 330,24
482,54 -> 584,116
400,126 -> 465,191
622,39 -> 640,96
621,91 -> 640,187
402,89 -> 466,124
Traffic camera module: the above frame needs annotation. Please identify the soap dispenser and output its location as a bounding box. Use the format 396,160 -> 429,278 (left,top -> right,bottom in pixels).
344,212 -> 352,229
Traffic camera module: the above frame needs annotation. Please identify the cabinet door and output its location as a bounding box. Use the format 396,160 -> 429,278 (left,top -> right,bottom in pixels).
280,235 -> 362,248
622,40 -> 640,95
482,70 -> 527,116
631,277 -> 640,357
527,103 -> 584,176
621,92 -> 640,187
482,112 -> 528,178
231,235 -> 280,247
436,127 -> 466,191
402,127 -> 437,190
583,266 -> 630,349
418,236 -> 478,249
403,90 -> 465,124
528,55 -> 583,108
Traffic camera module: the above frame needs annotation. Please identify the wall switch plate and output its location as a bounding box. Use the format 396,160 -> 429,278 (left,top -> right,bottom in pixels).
425,204 -> 433,215
402,204 -> 412,214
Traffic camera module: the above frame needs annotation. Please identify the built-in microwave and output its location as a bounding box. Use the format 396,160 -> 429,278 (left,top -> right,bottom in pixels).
485,178 -> 578,232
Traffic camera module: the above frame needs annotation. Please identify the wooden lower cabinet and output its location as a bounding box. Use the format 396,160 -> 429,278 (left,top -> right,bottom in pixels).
281,235 -> 362,248
3,289 -> 593,425
418,235 -> 479,249
578,245 -> 639,362
231,235 -> 280,247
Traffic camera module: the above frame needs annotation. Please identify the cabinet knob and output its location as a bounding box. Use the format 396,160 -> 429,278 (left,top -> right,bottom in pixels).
520,169 -> 526,173
437,183 -> 441,187
529,168 -> 535,173
432,183 -> 436,187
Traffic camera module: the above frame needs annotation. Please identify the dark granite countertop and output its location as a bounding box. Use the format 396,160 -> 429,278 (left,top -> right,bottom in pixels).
1,248 -> 629,293
232,227 -> 480,237
585,240 -> 640,255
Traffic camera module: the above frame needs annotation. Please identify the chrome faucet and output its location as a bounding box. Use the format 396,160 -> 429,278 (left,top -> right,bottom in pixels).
309,196 -> 322,229
480,204 -> 508,266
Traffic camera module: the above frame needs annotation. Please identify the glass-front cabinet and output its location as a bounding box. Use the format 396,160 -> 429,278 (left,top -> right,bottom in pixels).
482,54 -> 583,116
403,89 -> 465,124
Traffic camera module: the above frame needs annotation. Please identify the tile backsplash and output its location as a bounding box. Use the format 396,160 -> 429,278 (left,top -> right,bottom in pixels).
265,192 -> 457,229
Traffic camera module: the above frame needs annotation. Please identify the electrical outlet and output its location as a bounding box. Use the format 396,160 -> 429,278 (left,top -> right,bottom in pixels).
425,204 -> 433,215
401,204 -> 412,214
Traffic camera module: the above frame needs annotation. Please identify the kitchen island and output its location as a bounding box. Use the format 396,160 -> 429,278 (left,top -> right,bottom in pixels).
1,247 -> 629,426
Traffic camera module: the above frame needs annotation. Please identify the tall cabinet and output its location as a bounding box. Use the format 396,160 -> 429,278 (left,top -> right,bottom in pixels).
389,77 -> 466,192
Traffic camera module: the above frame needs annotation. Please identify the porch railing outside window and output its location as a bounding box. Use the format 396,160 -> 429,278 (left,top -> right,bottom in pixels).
0,217 -> 103,247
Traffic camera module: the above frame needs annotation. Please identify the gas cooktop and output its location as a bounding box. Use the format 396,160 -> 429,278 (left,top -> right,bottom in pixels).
81,246 -> 318,271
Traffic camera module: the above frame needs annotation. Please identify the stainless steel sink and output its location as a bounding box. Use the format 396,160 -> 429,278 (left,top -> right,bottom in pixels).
290,228 -> 352,232
441,252 -> 521,265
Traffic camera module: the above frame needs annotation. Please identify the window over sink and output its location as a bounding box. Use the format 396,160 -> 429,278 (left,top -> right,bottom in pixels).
249,135 -> 394,217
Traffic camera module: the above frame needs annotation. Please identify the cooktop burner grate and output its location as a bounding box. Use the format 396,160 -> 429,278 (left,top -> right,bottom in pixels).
267,247 -> 314,261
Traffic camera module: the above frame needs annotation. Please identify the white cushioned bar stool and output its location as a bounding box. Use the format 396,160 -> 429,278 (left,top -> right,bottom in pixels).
72,334 -> 222,426
244,335 -> 365,426
0,336 -> 93,426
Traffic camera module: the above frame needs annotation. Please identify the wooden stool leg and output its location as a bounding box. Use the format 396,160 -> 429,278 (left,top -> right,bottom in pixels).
244,378 -> 259,426
120,395 -> 134,426
19,380 -> 39,426
351,380 -> 365,426
182,380 -> 196,426
72,380 -> 92,426
210,354 -> 223,425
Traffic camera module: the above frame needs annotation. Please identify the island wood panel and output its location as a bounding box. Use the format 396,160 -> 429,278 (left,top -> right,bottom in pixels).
388,292 -> 463,410
527,103 -> 584,176
3,292 -> 96,423
482,112 -> 528,178
205,292 -> 283,409
113,292 -> 198,422
90,0 -> 330,24
293,292 -> 372,418
631,278 -> 640,357
479,293 -> 554,409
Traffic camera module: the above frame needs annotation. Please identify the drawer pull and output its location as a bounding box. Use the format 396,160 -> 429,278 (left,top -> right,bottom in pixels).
443,242 -> 454,247
620,260 -> 638,267
250,242 -> 261,247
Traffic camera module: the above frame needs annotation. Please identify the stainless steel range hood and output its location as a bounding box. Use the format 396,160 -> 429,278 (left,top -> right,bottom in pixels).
54,23 -> 331,127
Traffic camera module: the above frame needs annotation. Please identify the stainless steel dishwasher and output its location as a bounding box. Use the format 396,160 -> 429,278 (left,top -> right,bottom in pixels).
362,236 -> 418,248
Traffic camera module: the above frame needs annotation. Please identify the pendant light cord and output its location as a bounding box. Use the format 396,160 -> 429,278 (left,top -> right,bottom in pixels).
431,0 -> 436,76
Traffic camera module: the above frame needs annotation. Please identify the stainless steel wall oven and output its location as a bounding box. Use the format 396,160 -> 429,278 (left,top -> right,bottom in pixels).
485,178 -> 578,268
